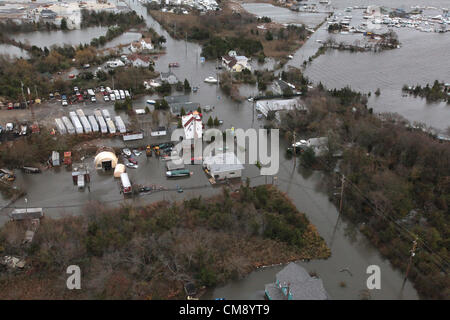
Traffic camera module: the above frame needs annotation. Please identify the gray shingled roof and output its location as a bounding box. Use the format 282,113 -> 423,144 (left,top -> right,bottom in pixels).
265,262 -> 329,300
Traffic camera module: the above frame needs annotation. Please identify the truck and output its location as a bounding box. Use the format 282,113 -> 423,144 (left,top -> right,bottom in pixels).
54,118 -> 67,134
52,151 -> 60,166
69,111 -> 84,134
114,116 -> 126,134
120,173 -> 132,194
62,116 -> 75,134
87,89 -> 95,97
146,145 -> 152,157
88,115 -> 99,132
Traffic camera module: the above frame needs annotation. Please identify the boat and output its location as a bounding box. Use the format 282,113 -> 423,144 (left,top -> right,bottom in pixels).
204,76 -> 218,84
146,99 -> 156,105
166,169 -> 190,178
287,54 -> 294,59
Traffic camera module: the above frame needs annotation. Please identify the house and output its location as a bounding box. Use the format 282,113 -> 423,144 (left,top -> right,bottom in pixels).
222,52 -> 251,72
255,98 -> 305,118
129,38 -> 154,53
170,102 -> 200,117
182,111 -> 203,140
265,262 -> 329,300
40,9 -> 57,20
128,54 -> 151,68
307,137 -> 329,156
106,59 -> 125,68
160,71 -> 179,85
203,152 -> 244,180
272,79 -> 295,95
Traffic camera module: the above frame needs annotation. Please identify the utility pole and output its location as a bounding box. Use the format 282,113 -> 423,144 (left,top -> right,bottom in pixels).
339,175 -> 345,215
403,238 -> 418,286
20,81 -> 28,109
293,131 -> 296,168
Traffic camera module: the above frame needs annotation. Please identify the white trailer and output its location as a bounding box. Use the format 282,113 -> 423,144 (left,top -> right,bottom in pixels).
54,118 -> 67,134
94,110 -> 108,133
69,111 -> 84,134
114,116 -> 126,134
88,115 -> 99,132
76,109 -> 85,118
102,109 -> 111,120
62,116 -> 75,134
106,119 -> 116,134
79,115 -> 92,133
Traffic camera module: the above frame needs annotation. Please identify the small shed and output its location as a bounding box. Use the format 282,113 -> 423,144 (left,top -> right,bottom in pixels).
51,151 -> 60,166
114,164 -> 126,178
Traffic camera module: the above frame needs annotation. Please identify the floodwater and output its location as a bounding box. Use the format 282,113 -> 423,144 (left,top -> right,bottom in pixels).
0,0 -> 424,299
0,44 -> 29,59
261,1 -> 450,131
13,26 -> 110,48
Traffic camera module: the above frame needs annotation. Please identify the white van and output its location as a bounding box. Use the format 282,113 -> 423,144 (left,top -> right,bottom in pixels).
120,173 -> 132,194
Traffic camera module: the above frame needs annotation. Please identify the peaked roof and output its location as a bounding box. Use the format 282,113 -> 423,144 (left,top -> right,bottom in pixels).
265,262 -> 329,300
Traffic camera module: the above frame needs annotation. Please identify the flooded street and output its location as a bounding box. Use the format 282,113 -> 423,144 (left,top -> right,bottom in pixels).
4,0 -> 445,299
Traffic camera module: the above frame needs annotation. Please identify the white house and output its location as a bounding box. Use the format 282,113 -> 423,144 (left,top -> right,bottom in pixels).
129,37 -> 154,53
128,54 -> 151,68
106,59 -> 125,68
307,137 -> 329,156
203,152 -> 244,180
182,111 -> 203,140
160,71 -> 179,85
222,51 -> 251,72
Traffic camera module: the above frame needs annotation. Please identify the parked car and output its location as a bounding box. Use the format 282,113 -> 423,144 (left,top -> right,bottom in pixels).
5,123 -> 13,131
124,90 -> 131,98
128,157 -> 138,165
90,96 -> 96,103
126,163 -> 138,169
62,100 -> 68,106
123,148 -> 132,157
73,86 -> 79,92
69,74 -> 75,79
139,186 -> 152,193
103,95 -> 110,102
83,64 -> 90,69
119,90 -> 125,100
109,93 -> 116,101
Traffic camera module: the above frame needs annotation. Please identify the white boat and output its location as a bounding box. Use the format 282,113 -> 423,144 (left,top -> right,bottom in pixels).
146,99 -> 156,104
204,76 -> 218,84
287,54 -> 294,59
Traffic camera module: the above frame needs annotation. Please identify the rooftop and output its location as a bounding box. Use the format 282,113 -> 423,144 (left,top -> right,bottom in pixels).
265,262 -> 329,300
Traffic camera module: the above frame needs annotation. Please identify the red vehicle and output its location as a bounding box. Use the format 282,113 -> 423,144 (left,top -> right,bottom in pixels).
128,157 -> 138,165
7,103 -> 13,110
69,74 -> 75,79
